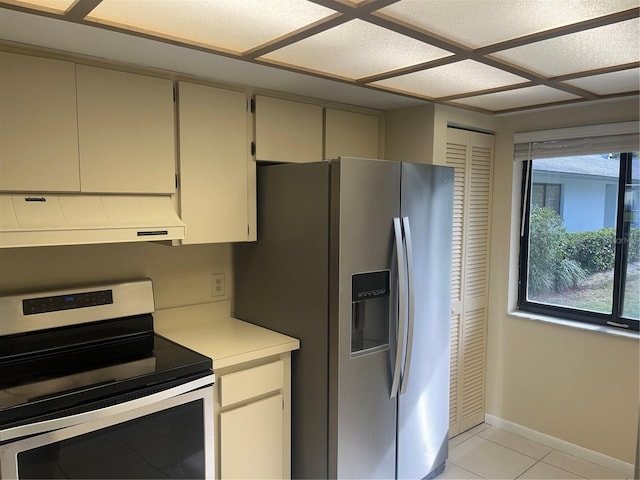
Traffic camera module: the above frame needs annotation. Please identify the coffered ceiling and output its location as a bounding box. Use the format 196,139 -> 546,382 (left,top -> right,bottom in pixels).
0,0 -> 638,114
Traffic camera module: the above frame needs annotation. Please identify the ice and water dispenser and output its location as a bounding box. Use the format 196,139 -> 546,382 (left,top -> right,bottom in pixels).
351,271 -> 390,355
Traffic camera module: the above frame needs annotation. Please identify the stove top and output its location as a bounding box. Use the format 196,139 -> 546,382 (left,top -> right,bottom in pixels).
0,332 -> 212,430
0,280 -> 213,434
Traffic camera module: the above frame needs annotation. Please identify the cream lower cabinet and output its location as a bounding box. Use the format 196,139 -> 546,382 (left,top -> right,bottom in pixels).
152,308 -> 298,480
214,355 -> 291,479
219,395 -> 284,479
177,81 -> 255,243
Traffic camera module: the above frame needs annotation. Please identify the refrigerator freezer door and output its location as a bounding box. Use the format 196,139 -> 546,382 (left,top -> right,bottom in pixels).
397,163 -> 454,479
330,158 -> 400,479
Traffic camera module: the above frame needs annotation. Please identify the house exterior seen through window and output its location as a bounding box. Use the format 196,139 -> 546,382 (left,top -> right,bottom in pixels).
519,152 -> 639,332
531,183 -> 561,215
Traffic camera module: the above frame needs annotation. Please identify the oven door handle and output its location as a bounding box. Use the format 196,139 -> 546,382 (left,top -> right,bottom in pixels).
0,373 -> 214,442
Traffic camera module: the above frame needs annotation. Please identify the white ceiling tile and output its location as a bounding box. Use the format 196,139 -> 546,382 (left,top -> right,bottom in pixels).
563,68 -> 640,95
369,60 -> 528,98
451,85 -> 580,111
2,0 -> 75,13
0,8 -> 424,110
377,0 -> 640,49
259,19 -> 452,80
0,0 -> 638,113
491,18 -> 640,77
86,0 -> 336,53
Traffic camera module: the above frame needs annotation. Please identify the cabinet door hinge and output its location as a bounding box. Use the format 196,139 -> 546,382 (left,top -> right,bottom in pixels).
251,141 -> 256,157
173,86 -> 176,102
175,174 -> 179,189
250,98 -> 256,113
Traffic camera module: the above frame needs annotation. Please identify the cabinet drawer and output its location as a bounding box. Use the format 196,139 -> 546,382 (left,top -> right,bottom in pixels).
219,360 -> 284,407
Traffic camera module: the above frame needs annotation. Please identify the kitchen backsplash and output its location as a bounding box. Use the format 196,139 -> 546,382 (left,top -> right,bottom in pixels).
0,242 -> 231,310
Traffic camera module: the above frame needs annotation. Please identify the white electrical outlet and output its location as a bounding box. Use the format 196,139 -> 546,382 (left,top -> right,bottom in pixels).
211,273 -> 225,297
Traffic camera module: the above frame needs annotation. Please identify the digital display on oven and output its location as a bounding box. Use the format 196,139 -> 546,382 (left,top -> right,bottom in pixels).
22,290 -> 114,315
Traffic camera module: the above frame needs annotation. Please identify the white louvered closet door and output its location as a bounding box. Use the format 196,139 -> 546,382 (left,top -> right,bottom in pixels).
446,127 -> 494,437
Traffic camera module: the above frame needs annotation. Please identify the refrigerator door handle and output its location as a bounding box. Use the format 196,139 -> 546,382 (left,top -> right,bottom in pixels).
391,217 -> 407,399
400,216 -> 415,395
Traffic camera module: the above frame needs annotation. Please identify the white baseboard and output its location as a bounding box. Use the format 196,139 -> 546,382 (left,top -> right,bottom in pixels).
484,414 -> 635,478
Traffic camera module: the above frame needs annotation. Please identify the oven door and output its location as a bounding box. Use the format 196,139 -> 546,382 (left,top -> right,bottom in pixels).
0,377 -> 214,479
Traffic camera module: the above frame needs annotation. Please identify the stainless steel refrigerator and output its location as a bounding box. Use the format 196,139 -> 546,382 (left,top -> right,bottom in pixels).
234,157 -> 453,479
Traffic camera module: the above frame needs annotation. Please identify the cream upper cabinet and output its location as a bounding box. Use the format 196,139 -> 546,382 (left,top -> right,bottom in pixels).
0,52 -> 80,192
1,54 -> 176,195
76,65 -> 176,194
254,95 -> 323,163
324,108 -> 380,160
177,81 -> 255,244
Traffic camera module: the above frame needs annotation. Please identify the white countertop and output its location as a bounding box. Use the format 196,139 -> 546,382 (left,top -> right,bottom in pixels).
154,302 -> 299,370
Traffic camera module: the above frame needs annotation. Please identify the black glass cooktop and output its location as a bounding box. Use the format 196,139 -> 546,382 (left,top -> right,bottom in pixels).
0,315 -> 212,432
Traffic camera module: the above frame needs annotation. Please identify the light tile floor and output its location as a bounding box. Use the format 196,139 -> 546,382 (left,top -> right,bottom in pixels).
437,424 -> 631,480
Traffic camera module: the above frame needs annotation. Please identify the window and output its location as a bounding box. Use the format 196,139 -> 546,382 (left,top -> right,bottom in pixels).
516,123 -> 639,332
531,182 -> 561,214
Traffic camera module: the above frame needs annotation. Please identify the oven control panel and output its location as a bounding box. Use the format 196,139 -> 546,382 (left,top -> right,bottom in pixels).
23,289 -> 114,315
0,279 -> 154,336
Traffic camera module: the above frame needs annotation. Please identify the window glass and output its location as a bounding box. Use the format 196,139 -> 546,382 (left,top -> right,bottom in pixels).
526,155 -> 619,314
532,183 -> 561,214
622,153 -> 639,320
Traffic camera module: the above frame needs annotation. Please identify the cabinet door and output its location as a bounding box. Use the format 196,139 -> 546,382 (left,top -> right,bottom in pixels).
255,96 -> 322,163
76,65 -> 175,194
325,109 -> 380,160
219,394 -> 284,479
0,52 -> 80,192
177,82 -> 255,243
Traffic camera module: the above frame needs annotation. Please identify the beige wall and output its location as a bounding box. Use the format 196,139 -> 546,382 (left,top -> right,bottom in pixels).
487,98 -> 640,463
0,242 -> 231,310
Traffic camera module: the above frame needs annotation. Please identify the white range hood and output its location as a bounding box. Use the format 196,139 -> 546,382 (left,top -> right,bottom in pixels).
0,193 -> 186,248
